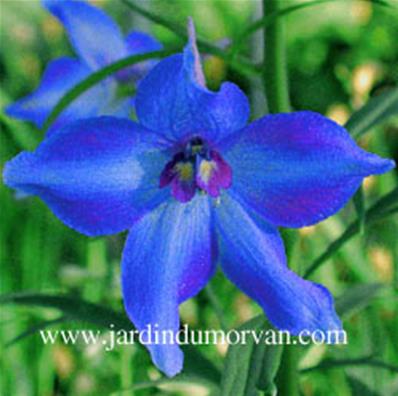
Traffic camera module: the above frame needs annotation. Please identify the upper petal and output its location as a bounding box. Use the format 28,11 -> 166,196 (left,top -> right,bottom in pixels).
3,117 -> 169,236
135,21 -> 249,142
221,111 -> 395,228
5,57 -> 108,129
215,193 -> 342,334
125,31 -> 162,55
116,30 -> 163,82
43,0 -> 127,70
121,194 -> 216,377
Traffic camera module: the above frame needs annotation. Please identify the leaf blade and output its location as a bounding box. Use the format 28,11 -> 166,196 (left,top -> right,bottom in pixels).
0,292 -> 221,385
353,185 -> 366,235
345,87 -> 398,139
4,316 -> 67,348
300,355 -> 398,374
220,315 -> 265,396
120,0 -> 259,78
304,186 -> 398,278
335,283 -> 385,318
220,315 -> 283,396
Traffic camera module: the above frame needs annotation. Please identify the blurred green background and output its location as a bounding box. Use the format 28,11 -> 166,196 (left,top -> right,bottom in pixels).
0,0 -> 397,395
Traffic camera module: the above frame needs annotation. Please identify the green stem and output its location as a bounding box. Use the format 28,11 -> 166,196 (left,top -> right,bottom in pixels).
263,0 -> 290,113
263,1 -> 297,394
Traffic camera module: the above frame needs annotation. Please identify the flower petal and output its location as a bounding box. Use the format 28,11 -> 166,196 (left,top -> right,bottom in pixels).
221,111 -> 395,228
121,195 -> 216,377
3,117 -> 169,236
116,31 -> 162,82
43,0 -> 127,70
5,57 -> 107,129
215,193 -> 342,334
100,96 -> 133,119
135,21 -> 249,142
125,31 -> 162,55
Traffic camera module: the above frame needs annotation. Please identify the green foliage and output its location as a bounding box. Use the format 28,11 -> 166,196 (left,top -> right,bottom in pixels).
345,88 -> 398,138
219,316 -> 276,396
1,0 -> 397,395
304,186 -> 398,278
335,283 -> 385,318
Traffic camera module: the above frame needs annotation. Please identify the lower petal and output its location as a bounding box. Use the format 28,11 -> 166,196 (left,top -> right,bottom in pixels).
215,193 -> 342,334
121,195 -> 216,376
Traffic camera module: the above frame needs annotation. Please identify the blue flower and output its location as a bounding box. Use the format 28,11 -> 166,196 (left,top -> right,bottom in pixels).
3,20 -> 395,377
5,0 -> 162,134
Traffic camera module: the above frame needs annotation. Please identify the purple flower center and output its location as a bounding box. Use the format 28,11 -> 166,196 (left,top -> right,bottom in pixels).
159,137 -> 232,203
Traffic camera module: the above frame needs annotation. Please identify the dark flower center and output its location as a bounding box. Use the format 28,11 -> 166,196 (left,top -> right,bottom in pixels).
159,137 -> 232,203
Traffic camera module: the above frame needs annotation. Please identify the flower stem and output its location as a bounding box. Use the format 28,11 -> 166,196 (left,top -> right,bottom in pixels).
262,1 -> 298,395
263,0 -> 290,114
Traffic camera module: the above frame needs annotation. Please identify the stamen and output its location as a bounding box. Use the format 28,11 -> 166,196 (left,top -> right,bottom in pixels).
175,162 -> 194,182
198,160 -> 217,184
160,137 -> 232,202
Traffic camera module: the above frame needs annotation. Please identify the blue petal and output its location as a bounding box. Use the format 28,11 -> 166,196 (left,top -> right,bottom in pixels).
5,57 -> 108,129
215,193 -> 342,334
135,22 -> 249,143
125,31 -> 162,54
43,0 -> 127,70
221,111 -> 395,228
122,195 -> 216,377
116,31 -> 163,81
100,96 -> 133,119
3,117 -> 169,236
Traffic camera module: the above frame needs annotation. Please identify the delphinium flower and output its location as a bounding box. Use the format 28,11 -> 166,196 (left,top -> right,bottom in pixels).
5,0 -> 162,134
3,20 -> 395,377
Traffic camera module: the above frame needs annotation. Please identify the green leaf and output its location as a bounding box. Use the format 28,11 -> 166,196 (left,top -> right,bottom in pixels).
181,345 -> 221,388
42,49 -> 176,132
345,87 -> 398,138
253,0 -> 391,38
120,0 -> 186,37
1,111 -> 41,151
353,185 -> 366,235
243,342 -> 268,396
335,283 -> 385,318
109,374 -> 219,395
0,292 -> 221,386
304,186 -> 398,278
346,376 -> 379,396
279,228 -> 299,266
220,315 -> 265,396
231,0 -> 392,57
256,344 -> 284,396
231,0 -> 333,56
120,0 -> 259,78
109,378 -> 184,395
4,316 -> 67,347
220,315 -> 283,396
0,292 -> 133,328
300,355 -> 398,374
204,283 -> 229,331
